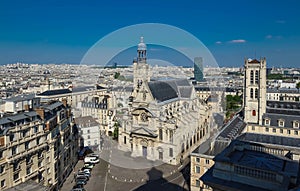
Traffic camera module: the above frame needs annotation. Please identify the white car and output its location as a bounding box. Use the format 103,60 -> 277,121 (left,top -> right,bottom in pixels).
84,156 -> 99,164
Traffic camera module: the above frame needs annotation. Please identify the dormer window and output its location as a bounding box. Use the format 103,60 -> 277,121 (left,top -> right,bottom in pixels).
278,119 -> 285,127
265,118 -> 270,126
293,121 -> 299,128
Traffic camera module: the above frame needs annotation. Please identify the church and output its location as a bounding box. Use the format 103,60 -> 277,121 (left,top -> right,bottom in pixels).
118,37 -> 211,165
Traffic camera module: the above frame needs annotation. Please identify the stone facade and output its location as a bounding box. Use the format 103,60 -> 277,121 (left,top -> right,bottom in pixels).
201,140 -> 300,191
118,37 -> 211,165
80,90 -> 115,136
75,116 -> 101,151
243,58 -> 266,125
0,100 -> 78,190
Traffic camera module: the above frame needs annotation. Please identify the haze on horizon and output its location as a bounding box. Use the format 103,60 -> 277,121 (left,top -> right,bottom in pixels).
1,0 -> 300,68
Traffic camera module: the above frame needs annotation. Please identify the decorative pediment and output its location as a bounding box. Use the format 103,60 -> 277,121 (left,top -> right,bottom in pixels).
131,126 -> 157,138
131,107 -> 156,117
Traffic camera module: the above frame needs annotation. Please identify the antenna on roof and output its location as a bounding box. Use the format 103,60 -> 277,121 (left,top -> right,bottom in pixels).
254,50 -> 256,59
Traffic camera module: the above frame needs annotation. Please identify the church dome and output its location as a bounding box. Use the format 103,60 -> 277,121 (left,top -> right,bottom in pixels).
138,37 -> 147,51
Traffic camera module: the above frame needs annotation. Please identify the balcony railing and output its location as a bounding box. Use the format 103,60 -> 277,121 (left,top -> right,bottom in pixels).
8,142 -> 48,162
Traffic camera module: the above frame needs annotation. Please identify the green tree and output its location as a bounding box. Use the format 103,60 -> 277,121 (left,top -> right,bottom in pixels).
112,122 -> 119,140
114,72 -> 120,79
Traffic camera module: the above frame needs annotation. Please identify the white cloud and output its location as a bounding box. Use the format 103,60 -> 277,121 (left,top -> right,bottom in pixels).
215,41 -> 222,44
265,35 -> 273,39
229,39 -> 246,43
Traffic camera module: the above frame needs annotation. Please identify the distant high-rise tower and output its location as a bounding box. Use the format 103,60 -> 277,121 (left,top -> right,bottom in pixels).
194,57 -> 204,82
243,58 -> 267,125
133,37 -> 150,91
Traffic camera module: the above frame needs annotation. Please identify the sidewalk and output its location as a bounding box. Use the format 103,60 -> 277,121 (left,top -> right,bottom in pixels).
60,160 -> 83,191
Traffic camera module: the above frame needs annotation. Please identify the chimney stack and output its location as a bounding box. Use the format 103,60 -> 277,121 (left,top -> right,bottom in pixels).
35,108 -> 45,120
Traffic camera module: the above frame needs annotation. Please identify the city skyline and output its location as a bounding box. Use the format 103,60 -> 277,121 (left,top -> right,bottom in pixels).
1,0 -> 300,67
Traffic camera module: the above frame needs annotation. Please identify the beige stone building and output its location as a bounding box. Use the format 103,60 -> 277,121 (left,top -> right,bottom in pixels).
201,140 -> 300,191
243,58 -> 267,125
197,57 -> 300,190
267,88 -> 300,102
0,100 -> 78,190
190,141 -> 229,191
80,90 -> 115,136
118,37 -> 211,165
190,115 -> 246,191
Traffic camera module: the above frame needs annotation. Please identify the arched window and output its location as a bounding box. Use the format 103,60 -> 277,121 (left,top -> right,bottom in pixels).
252,110 -> 256,116
250,88 -> 254,99
255,89 -> 258,99
255,70 -> 259,84
250,70 -> 254,84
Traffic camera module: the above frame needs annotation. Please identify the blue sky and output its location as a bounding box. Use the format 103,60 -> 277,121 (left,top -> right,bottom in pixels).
0,0 -> 300,67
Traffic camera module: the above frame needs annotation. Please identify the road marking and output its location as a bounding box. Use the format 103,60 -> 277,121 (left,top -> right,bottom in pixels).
104,172 -> 108,191
161,174 -> 182,185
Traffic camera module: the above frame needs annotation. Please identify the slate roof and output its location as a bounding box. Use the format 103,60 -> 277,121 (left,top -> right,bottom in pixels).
72,86 -> 95,93
267,100 -> 300,110
44,102 -> 63,111
148,79 -> 193,103
237,133 -> 300,148
75,116 -> 99,127
202,140 -> 299,191
0,117 -> 11,125
148,81 -> 178,102
5,93 -> 35,102
217,115 -> 246,141
192,140 -> 229,156
267,88 -> 299,94
204,141 -> 230,156
194,86 -> 230,92
38,89 -> 71,96
262,113 -> 300,128
178,86 -> 193,98
214,140 -> 298,174
201,167 -> 272,191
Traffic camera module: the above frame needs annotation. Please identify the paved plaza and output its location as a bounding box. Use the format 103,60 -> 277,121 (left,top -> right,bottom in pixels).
60,136 -> 190,191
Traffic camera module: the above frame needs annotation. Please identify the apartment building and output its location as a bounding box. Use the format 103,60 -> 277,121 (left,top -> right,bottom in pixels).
0,99 -> 78,190
80,90 -> 115,136
75,116 -> 101,151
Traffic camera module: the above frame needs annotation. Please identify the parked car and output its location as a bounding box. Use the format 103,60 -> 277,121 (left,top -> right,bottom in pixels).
76,178 -> 87,185
71,188 -> 86,191
76,180 -> 87,186
84,156 -> 99,164
79,170 -> 91,177
76,174 -> 89,180
83,163 -> 94,169
76,176 -> 88,184
73,184 -> 84,189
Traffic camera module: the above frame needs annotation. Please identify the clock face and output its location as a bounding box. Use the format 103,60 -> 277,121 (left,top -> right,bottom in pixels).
141,112 -> 147,122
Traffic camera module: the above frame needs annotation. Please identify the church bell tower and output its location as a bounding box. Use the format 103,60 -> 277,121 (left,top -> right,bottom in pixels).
133,37 -> 150,91
243,58 -> 267,125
